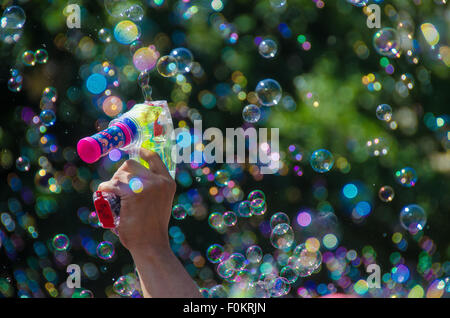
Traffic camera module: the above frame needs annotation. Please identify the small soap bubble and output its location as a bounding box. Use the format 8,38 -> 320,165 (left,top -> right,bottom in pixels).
280,266 -> 298,283
242,104 -> 261,123
42,87 -> 58,102
97,241 -> 115,260
35,49 -> 48,64
395,167 -> 417,187
214,169 -> 230,187
172,204 -> 187,220
270,223 -> 294,249
228,253 -> 247,271
1,6 -> 26,29
248,190 -> 266,202
104,0 -> 132,17
129,177 -> 143,193
209,284 -> 228,298
114,20 -> 140,45
22,50 -> 36,66
52,234 -> 70,251
8,75 -> 22,92
39,110 -> 56,127
129,40 -> 143,55
310,149 -> 334,173
376,104 -> 392,121
400,204 -> 426,234
16,156 -> 30,172
291,243 -> 322,277
124,5 -> 144,21
208,212 -> 224,230
223,211 -> 237,226
79,290 -> 94,298
250,197 -> 266,216
246,245 -> 263,263
258,39 -> 278,58
133,46 -> 159,72
170,47 -> 194,73
113,275 -> 136,296
157,55 -> 178,77
207,244 -> 225,263
98,28 -> 113,43
378,185 -> 395,202
270,212 -> 290,229
142,84 -> 152,101
102,96 -> 123,117
268,277 -> 290,297
238,200 -> 253,218
373,28 -> 401,58
400,73 -> 414,90
255,79 -> 282,106
347,0 -> 369,6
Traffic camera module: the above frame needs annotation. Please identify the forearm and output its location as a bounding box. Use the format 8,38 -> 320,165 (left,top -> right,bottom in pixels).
131,246 -> 203,298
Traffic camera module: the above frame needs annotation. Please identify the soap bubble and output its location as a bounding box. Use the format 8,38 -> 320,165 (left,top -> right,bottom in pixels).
214,169 -> 230,186
366,138 -> 389,156
242,104 -> 261,123
373,28 -> 401,58
228,253 -> 247,271
280,266 -> 298,283
22,50 -> 36,66
209,212 -> 224,231
248,190 -> 266,202
97,241 -> 115,260
133,46 -> 159,72
105,0 -> 132,17
255,79 -> 282,106
35,49 -> 48,64
98,28 -> 113,43
246,245 -> 263,263
270,223 -> 294,249
310,149 -> 334,173
52,234 -> 70,251
395,167 -> 417,187
172,204 -> 187,220
209,284 -> 228,298
391,264 -> 410,283
39,110 -> 56,127
1,6 -> 26,29
16,156 -> 30,172
207,244 -> 225,263
291,243 -> 322,277
114,20 -> 140,45
137,71 -> 150,87
270,212 -> 290,229
8,72 -> 22,92
113,275 -> 136,296
129,177 -> 143,193
347,0 -> 369,6
269,0 -> 287,8
249,197 -> 266,216
102,96 -> 124,117
217,261 -> 234,279
130,40 -> 143,55
223,211 -> 237,226
170,47 -> 193,73
156,55 -> 178,77
79,290 -> 94,298
238,200 -> 253,217
86,73 -> 107,94
378,186 -> 395,202
376,104 -> 392,121
400,204 -> 426,234
124,5 -> 144,21
268,277 -> 290,297
42,87 -> 57,102
258,39 -> 278,58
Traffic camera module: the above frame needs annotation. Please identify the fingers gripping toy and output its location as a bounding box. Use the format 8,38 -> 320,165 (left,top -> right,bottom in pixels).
77,101 -> 176,228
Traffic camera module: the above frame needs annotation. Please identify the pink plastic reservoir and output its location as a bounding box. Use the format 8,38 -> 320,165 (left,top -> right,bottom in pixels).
77,137 -> 102,164
77,122 -> 132,164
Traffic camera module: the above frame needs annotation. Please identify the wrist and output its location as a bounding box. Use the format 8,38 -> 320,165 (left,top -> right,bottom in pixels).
128,240 -> 172,263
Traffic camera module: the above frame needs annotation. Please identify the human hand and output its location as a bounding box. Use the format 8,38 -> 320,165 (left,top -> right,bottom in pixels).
97,148 -> 176,254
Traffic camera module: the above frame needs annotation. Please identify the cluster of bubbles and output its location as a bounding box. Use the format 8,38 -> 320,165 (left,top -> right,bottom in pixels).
0,0 -> 447,300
